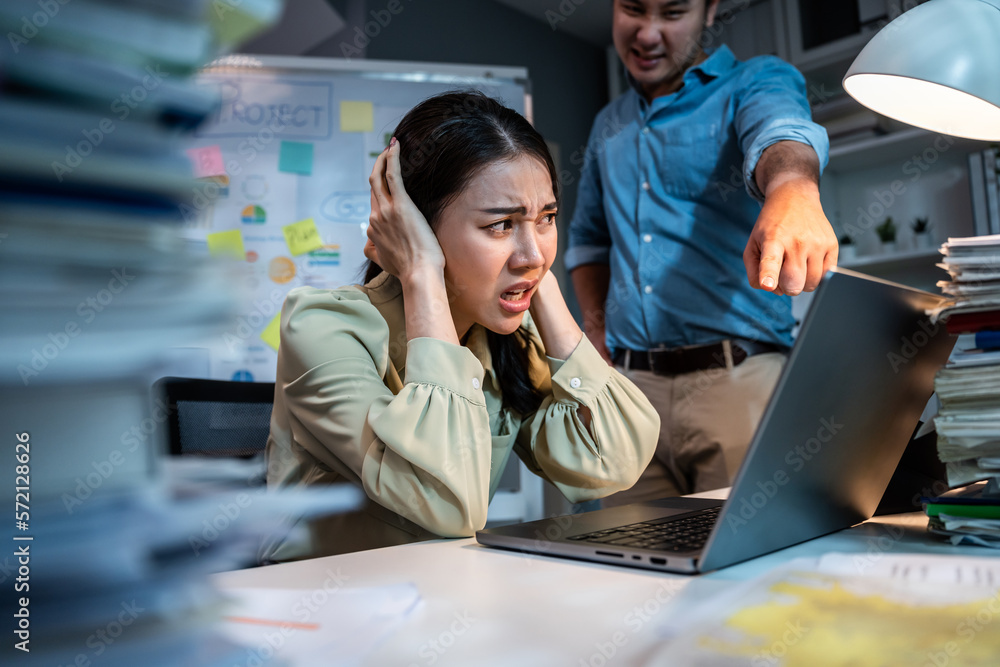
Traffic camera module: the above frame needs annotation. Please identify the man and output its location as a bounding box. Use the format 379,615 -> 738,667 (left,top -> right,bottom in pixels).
566,0 -> 838,503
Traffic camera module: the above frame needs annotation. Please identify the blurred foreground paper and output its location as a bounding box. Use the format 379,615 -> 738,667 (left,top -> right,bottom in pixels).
217,584 -> 421,666
649,553 -> 1000,666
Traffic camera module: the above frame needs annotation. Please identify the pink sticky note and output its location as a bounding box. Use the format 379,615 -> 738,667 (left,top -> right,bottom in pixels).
186,145 -> 227,178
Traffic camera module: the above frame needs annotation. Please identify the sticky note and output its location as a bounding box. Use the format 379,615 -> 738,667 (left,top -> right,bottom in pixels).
340,100 -> 373,132
279,141 -> 314,175
261,313 -> 281,351
282,217 -> 323,256
186,145 -> 227,178
206,229 -> 245,260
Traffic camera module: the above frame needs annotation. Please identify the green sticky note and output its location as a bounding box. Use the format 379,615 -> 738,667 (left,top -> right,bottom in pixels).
261,313 -> 281,351
206,229 -> 245,260
279,141 -> 314,175
282,217 -> 323,256
340,100 -> 373,132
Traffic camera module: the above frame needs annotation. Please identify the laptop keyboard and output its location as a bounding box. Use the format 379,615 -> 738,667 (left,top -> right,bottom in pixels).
567,506 -> 721,552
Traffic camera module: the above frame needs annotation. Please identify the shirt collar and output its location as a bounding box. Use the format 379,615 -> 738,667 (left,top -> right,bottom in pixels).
367,271 -> 502,393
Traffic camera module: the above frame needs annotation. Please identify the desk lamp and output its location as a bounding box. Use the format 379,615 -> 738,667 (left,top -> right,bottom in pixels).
843,0 -> 1000,141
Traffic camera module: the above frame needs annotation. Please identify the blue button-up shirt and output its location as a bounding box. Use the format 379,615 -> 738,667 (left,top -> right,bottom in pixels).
566,46 -> 829,352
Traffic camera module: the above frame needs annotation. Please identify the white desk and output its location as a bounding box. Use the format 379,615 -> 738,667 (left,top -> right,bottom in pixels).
212,497 -> 993,667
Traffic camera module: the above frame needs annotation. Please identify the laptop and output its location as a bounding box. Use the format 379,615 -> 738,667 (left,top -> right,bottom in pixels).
476,268 -> 956,573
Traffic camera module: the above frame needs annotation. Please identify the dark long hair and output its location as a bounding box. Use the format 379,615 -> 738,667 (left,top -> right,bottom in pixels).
363,91 -> 559,415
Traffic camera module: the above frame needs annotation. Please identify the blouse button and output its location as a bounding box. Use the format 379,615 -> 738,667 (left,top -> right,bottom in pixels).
472,378 -> 481,390
570,377 -> 582,389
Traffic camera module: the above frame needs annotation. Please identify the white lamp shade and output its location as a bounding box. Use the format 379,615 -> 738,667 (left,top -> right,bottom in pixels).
844,0 -> 1000,141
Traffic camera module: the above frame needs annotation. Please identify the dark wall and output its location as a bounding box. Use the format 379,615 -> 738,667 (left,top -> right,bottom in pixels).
308,0 -> 610,316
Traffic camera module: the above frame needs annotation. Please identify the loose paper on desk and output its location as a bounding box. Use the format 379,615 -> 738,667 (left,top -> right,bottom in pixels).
218,584 -> 421,666
649,553 -> 1000,666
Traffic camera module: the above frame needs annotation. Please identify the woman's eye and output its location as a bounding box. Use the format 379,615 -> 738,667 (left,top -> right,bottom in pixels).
486,219 -> 513,233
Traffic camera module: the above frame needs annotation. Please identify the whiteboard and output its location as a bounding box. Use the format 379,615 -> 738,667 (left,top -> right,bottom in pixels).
180,56 -> 529,382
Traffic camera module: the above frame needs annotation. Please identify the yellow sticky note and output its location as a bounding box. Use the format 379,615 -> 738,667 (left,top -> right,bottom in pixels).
261,313 -> 281,351
206,229 -> 245,260
282,217 -> 323,256
340,100 -> 373,132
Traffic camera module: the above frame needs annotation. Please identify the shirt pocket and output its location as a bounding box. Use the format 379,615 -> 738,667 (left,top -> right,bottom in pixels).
657,122 -> 727,198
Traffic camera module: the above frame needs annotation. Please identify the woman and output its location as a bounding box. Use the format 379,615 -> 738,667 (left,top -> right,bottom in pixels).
266,91 -> 658,557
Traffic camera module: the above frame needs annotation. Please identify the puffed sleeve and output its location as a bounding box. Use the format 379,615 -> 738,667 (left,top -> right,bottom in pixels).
276,287 -> 493,537
514,331 -> 659,502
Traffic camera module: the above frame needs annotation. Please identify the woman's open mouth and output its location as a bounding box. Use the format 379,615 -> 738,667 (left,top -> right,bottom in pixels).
499,284 -> 535,313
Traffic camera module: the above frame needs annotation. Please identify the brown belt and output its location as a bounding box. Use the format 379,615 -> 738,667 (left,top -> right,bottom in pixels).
612,339 -> 786,377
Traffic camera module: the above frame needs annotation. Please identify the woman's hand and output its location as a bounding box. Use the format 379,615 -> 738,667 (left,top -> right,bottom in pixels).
529,271 -> 583,361
367,139 -> 460,346
366,138 -> 445,282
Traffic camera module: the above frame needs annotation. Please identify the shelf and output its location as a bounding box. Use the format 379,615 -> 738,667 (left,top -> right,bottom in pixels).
839,248 -> 948,291
840,247 -> 939,269
827,128 -> 990,172
840,248 -> 941,271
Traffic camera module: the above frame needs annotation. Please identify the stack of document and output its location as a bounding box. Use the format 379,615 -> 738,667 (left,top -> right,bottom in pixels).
929,235 -> 1000,490
0,0 -> 294,664
923,481 -> 1000,548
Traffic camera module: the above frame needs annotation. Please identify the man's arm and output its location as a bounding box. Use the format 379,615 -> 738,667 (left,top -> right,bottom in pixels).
570,263 -> 613,365
744,139 -> 838,296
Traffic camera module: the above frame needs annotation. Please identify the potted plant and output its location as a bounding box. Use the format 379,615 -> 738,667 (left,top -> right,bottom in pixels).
912,216 -> 933,249
876,216 -> 897,254
838,233 -> 856,261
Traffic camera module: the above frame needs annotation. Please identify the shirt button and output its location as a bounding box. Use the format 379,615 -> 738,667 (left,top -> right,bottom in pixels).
644,285 -> 653,294
472,378 -> 481,390
643,234 -> 652,243
641,126 -> 650,135
570,377 -> 582,389
641,181 -> 651,191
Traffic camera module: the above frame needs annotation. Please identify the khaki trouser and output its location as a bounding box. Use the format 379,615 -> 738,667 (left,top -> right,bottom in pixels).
602,352 -> 787,507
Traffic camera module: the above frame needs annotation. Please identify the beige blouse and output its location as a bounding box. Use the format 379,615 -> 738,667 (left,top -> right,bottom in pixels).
266,272 -> 658,557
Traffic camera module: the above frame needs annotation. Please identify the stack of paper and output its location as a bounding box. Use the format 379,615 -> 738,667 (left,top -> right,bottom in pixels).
923,481 -> 1000,549
0,0 -> 291,664
928,235 -> 1000,489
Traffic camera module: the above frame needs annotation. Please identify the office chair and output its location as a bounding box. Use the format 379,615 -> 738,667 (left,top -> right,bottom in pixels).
153,377 -> 275,459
